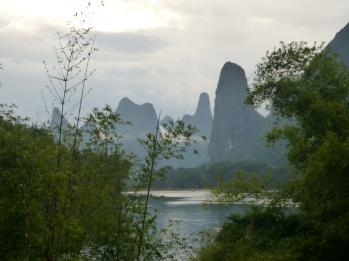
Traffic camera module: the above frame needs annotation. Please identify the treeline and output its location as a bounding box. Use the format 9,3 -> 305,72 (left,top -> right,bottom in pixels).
196,42 -> 349,260
153,161 -> 290,189
0,8 -> 200,259
0,104 -> 198,260
0,104 -> 134,259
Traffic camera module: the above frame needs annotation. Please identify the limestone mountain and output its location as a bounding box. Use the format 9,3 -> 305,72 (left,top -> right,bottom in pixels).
182,92 -> 213,137
172,92 -> 213,168
115,97 -> 158,135
208,62 -> 266,163
328,22 -> 349,67
114,96 -> 210,168
50,107 -> 71,143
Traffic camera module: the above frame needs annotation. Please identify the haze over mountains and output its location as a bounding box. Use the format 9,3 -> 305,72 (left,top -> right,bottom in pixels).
51,22 -> 349,168
113,90 -> 213,167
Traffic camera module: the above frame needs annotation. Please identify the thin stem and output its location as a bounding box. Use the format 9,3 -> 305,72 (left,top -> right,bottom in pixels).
67,34 -> 96,207
136,113 -> 161,261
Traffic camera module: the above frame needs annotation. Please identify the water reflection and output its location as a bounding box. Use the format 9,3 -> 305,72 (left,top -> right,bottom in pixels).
147,190 -> 246,237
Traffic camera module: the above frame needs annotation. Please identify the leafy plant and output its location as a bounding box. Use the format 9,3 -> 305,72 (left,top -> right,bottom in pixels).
136,117 -> 200,260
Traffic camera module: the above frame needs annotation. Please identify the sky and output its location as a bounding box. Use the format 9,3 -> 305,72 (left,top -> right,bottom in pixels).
0,0 -> 349,122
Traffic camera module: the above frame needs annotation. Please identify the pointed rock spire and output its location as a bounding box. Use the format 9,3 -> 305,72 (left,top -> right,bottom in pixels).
182,92 -> 212,136
208,61 -> 265,162
50,107 -> 71,142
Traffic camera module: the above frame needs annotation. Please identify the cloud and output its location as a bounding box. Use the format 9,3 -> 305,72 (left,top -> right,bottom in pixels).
0,0 -> 349,122
97,31 -> 166,53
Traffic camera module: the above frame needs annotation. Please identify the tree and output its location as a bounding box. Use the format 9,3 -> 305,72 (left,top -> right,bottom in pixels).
0,103 -> 139,260
246,41 -> 349,260
136,117 -> 199,260
42,6 -> 98,258
0,106 -> 58,260
198,42 -> 349,261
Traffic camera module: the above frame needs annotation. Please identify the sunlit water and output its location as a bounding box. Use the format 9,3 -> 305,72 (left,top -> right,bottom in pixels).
124,190 -> 293,259
145,190 -> 246,238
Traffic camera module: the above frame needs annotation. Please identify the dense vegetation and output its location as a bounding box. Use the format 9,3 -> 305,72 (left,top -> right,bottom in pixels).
153,161 -> 290,189
1,3 -> 348,259
0,104 -> 198,260
0,8 -> 199,259
0,104 -> 133,260
197,42 -> 349,260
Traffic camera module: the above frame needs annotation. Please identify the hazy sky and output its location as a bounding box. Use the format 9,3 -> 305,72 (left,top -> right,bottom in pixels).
0,0 -> 349,122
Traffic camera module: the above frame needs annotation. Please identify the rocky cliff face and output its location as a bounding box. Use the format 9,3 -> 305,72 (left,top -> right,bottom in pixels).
208,62 -> 266,162
182,92 -> 213,137
175,92 -> 213,167
50,107 -> 71,143
114,96 -> 212,168
328,23 -> 349,67
49,95 -> 212,168
115,97 -> 158,135
112,98 -> 157,157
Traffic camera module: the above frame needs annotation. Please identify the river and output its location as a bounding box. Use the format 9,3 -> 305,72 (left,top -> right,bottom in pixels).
146,190 -> 247,239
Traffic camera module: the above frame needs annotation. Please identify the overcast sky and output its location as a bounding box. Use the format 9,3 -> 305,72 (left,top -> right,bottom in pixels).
0,0 -> 349,122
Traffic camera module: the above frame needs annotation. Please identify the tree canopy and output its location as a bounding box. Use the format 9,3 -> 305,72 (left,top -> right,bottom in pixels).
199,42 -> 349,261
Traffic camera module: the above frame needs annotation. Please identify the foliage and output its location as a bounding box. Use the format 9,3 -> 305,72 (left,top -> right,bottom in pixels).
0,105 -> 133,260
85,104 -> 129,154
1,6 -> 202,260
197,207 -> 300,261
0,104 -> 202,260
198,42 -> 349,260
153,160 -> 290,189
136,117 -> 200,260
209,171 -> 273,204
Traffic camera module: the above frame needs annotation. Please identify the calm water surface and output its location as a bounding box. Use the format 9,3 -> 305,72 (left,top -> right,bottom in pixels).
146,190 -> 247,237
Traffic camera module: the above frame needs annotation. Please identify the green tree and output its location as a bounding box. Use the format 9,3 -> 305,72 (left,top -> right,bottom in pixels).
0,105 -> 58,260
136,117 -> 199,260
198,42 -> 349,261
246,41 -> 349,260
0,103 -> 137,260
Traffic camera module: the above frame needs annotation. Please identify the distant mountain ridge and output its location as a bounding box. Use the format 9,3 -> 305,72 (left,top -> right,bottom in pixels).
50,92 -> 212,168
115,97 -> 158,136
50,22 -> 349,169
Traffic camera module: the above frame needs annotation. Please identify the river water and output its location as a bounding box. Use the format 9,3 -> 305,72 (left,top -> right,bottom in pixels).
146,190 -> 247,239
